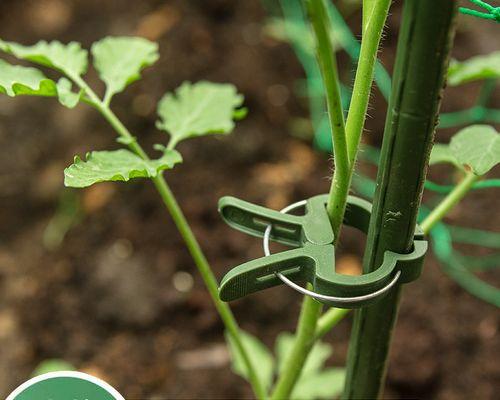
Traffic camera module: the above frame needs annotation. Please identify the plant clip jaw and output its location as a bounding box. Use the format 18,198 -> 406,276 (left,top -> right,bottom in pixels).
218,194 -> 427,309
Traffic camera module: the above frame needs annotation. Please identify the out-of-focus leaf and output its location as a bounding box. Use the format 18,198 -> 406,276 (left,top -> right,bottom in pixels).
276,332 -> 332,376
264,18 -> 315,54
291,368 -> 346,400
448,52 -> 500,86
450,125 -> 500,175
64,149 -> 182,188
275,332 -> 343,400
156,81 -> 245,148
31,359 -> 75,377
91,36 -> 159,101
264,18 -> 343,54
0,39 -> 88,77
56,77 -> 82,108
429,143 -> 464,170
0,59 -> 56,96
0,60 -> 81,108
225,330 -> 274,392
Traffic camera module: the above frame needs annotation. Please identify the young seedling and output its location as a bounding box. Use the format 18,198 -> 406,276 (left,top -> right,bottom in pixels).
0,36 -> 266,399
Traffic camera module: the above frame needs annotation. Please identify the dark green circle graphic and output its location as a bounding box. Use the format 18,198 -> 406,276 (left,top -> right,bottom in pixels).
7,372 -> 124,400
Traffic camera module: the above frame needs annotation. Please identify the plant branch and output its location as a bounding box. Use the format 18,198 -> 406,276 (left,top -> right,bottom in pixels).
270,1 -> 346,398
69,74 -> 267,400
327,0 -> 391,241
270,0 -> 391,397
314,307 -> 350,340
103,87 -> 113,107
346,0 -> 391,165
166,137 -> 178,151
363,0 -> 377,32
270,293 -> 323,400
270,1 -> 392,397
420,171 -> 480,234
304,0 -> 350,240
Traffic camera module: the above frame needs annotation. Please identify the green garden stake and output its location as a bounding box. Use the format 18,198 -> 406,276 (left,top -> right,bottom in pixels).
343,1 -> 457,397
218,195 -> 427,308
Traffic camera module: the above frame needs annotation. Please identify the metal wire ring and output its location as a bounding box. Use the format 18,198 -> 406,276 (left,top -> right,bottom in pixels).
262,199 -> 401,305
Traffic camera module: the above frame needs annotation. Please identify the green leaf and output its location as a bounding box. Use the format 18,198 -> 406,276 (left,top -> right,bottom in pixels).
64,149 -> 182,188
264,18 -> 315,55
276,333 -> 342,400
156,81 -> 245,148
448,51 -> 500,86
233,106 -> 248,121
56,77 -> 82,108
0,39 -> 88,77
429,143 -> 463,170
91,36 -> 159,101
31,359 -> 75,377
291,368 -> 345,400
225,330 -> 274,392
450,125 -> 500,175
0,59 -> 56,97
0,59 -> 81,108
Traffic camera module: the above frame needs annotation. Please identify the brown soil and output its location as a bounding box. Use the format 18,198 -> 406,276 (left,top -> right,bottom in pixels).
0,0 -> 498,399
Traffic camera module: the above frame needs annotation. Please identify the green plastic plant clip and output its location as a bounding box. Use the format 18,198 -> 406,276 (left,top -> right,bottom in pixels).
218,195 -> 427,308
219,195 -> 334,246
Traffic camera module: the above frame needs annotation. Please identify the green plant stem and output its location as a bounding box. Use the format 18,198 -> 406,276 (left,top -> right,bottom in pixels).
314,307 -> 350,340
420,171 -> 480,234
271,1 -> 391,398
343,1 -> 457,397
346,0 -> 391,165
304,0 -> 350,239
362,0 -> 377,32
270,2 -> 349,398
327,0 -> 391,241
70,74 -> 266,400
166,137 -> 180,151
476,79 -> 496,108
270,293 -> 323,400
270,304 -> 351,399
149,176 -> 269,398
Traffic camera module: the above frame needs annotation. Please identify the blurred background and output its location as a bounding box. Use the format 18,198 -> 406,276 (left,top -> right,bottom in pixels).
0,0 -> 498,398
